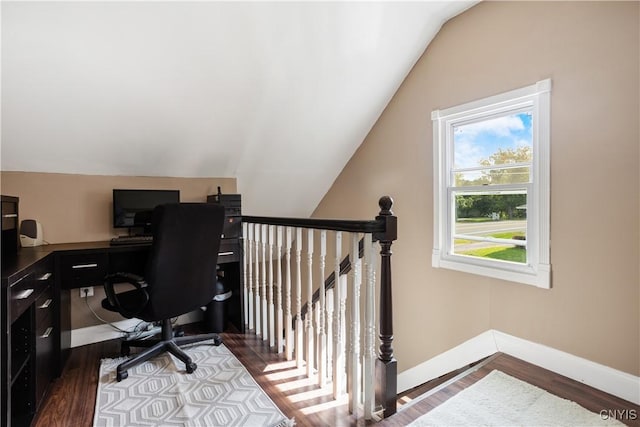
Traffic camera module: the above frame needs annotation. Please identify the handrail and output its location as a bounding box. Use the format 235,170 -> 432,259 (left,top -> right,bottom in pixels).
243,196 -> 395,243
241,215 -> 385,234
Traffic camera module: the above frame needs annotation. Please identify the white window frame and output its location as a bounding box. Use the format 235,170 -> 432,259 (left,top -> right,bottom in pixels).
432,79 -> 551,288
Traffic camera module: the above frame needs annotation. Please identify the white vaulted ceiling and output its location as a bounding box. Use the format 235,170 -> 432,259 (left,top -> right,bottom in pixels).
1,1 -> 475,216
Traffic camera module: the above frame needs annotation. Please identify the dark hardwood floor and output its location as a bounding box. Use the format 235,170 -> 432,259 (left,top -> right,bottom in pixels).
384,353 -> 640,427
35,325 -> 639,426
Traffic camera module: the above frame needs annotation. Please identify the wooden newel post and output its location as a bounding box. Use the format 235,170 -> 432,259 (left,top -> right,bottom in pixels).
374,196 -> 397,418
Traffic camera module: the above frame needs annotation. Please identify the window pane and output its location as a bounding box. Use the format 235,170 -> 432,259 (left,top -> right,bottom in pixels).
453,192 -> 527,264
453,112 -> 533,175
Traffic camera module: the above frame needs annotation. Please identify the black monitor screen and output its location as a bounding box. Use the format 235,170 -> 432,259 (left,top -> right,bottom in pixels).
112,189 -> 180,229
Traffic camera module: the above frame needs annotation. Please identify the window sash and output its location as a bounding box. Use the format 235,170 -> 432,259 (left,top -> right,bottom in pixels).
447,185 -> 530,264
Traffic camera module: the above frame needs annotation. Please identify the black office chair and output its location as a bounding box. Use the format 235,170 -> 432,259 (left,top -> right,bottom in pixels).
102,203 -> 226,381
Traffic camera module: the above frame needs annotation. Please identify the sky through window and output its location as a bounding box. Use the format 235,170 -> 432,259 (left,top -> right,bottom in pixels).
453,112 -> 532,170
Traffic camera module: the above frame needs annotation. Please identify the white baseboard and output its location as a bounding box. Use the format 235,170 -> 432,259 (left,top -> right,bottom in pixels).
397,330 -> 497,393
71,318 -> 142,348
492,330 -> 640,405
397,329 -> 640,405
70,310 -> 203,348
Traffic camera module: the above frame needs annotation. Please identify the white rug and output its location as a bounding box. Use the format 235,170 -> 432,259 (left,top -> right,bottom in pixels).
94,342 -> 293,427
409,370 -> 624,427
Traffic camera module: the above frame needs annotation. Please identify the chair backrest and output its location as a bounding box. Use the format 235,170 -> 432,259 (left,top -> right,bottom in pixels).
144,203 -> 226,320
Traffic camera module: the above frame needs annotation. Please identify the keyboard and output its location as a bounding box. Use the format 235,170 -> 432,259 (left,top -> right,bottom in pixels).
110,235 -> 153,246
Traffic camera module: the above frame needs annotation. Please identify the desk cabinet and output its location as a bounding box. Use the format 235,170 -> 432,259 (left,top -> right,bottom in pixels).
2,254 -> 55,427
1,195 -> 19,261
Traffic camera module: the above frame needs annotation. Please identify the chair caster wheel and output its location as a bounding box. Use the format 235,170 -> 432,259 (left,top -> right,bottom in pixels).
213,336 -> 222,346
186,362 -> 197,374
117,370 -> 128,382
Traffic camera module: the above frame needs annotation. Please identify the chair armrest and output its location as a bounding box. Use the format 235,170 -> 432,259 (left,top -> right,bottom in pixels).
104,272 -> 150,318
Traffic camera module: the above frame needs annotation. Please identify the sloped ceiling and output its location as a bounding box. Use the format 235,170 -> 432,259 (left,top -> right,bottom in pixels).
1,1 -> 475,217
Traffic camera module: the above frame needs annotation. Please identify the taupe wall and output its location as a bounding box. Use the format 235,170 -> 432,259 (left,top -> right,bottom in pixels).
1,171 -> 236,328
313,1 -> 639,375
0,172 -> 235,243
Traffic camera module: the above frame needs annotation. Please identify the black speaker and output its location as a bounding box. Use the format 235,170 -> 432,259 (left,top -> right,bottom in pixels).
20,219 -> 37,238
20,219 -> 43,247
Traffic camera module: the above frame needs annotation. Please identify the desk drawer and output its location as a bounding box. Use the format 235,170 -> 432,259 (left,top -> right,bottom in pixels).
218,239 -> 239,263
60,252 -> 108,289
35,285 -> 54,325
10,271 -> 36,324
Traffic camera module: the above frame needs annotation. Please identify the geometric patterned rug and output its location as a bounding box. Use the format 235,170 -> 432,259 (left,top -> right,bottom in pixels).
94,341 -> 293,427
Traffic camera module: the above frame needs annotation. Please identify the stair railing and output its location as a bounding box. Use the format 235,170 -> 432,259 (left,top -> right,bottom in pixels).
242,196 -> 397,419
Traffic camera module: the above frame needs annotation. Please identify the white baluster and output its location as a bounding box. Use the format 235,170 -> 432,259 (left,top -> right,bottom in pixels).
317,230 -> 327,387
295,227 -> 304,369
285,227 -> 293,360
306,229 -> 315,378
254,224 -> 261,335
363,233 -> 375,420
340,274 -> 348,394
348,233 -> 361,414
243,222 -> 249,327
248,223 -> 254,331
276,226 -> 284,354
261,224 -> 268,341
326,287 -> 334,384
333,231 -> 345,399
268,225 -> 275,347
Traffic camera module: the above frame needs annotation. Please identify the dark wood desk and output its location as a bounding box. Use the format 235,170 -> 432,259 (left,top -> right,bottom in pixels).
2,238 -> 243,427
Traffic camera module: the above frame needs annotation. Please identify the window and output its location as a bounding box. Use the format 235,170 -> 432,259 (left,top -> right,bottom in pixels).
432,79 -> 551,288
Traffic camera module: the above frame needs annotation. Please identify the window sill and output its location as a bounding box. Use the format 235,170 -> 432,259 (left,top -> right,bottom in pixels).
432,250 -> 551,288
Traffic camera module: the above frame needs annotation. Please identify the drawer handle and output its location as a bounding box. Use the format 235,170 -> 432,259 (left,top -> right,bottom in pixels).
219,251 -> 234,256
15,289 -> 34,300
37,272 -> 52,281
2,213 -> 18,218
39,299 -> 53,309
72,263 -> 98,269
41,327 -> 53,339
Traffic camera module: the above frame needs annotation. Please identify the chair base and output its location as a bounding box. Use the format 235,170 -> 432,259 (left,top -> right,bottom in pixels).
115,319 -> 222,382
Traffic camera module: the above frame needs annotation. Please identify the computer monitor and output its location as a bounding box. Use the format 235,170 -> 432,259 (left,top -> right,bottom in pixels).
112,189 -> 180,232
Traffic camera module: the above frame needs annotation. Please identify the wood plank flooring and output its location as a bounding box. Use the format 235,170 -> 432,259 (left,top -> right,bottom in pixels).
34,326 -> 640,426
384,353 -> 640,427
